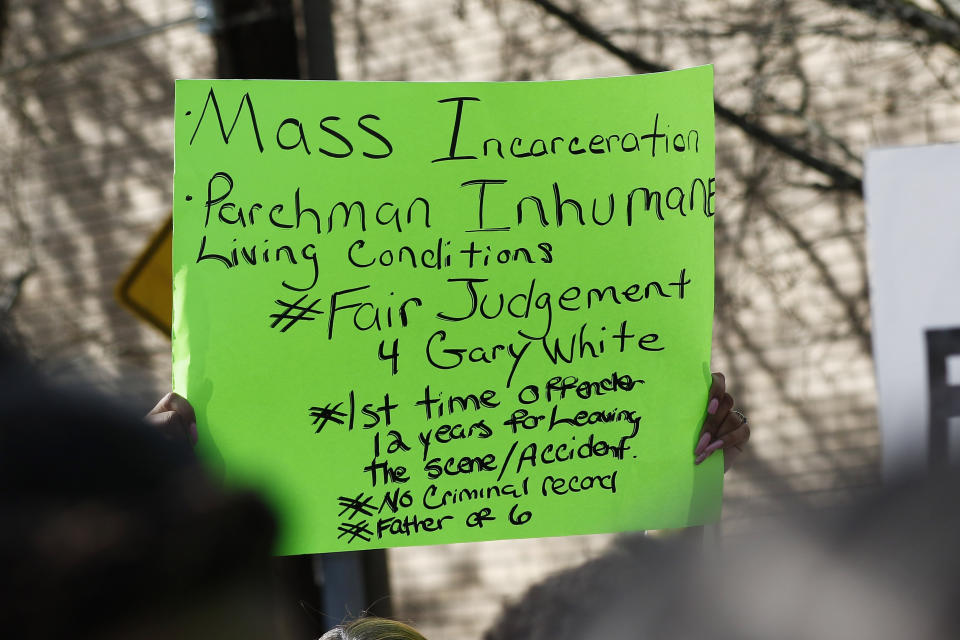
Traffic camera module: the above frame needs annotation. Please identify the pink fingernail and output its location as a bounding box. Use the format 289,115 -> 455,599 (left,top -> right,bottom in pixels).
694,432 -> 711,456
695,453 -> 707,465
707,398 -> 719,414
703,439 -> 724,456
189,422 -> 198,446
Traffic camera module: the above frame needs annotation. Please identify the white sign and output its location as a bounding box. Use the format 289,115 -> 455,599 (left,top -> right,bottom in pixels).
865,144 -> 960,477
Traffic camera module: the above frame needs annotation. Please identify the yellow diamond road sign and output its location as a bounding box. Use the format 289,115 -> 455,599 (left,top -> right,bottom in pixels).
115,216 -> 172,337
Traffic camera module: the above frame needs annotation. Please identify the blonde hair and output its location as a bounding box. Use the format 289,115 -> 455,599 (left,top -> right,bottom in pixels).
320,617 -> 428,640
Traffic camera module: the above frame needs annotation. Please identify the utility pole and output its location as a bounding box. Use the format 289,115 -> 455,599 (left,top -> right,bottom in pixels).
301,0 -> 338,80
212,0 -> 300,78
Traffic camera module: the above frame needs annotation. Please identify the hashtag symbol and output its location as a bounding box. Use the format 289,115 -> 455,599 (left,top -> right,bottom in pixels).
269,295 -> 323,332
310,402 -> 347,433
337,520 -> 373,543
338,493 -> 375,520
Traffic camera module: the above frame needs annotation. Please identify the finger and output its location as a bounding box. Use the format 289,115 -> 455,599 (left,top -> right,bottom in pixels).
715,410 -> 746,439
722,424 -> 750,472
721,422 -> 750,451
706,372 -> 725,415
694,373 -> 728,456
698,421 -> 749,466
700,391 -> 733,440
144,410 -> 196,446
694,431 -> 712,457
695,438 -> 724,465
148,392 -> 197,428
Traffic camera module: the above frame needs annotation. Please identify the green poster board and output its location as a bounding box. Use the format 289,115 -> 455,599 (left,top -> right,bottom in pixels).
173,67 -> 720,555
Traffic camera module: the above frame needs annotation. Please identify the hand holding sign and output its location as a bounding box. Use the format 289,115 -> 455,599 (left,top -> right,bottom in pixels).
696,372 -> 750,470
145,392 -> 198,448
173,68 -> 720,554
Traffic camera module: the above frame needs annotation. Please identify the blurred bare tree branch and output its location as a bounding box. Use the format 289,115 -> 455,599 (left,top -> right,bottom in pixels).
525,0 -> 864,192
825,0 -> 960,50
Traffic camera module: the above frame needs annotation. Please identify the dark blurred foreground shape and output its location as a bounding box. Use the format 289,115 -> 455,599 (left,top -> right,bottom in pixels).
482,465 -> 960,640
0,336 -> 279,639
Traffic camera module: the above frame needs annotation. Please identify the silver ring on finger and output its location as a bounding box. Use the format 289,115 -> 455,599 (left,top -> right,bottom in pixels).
732,410 -> 747,425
